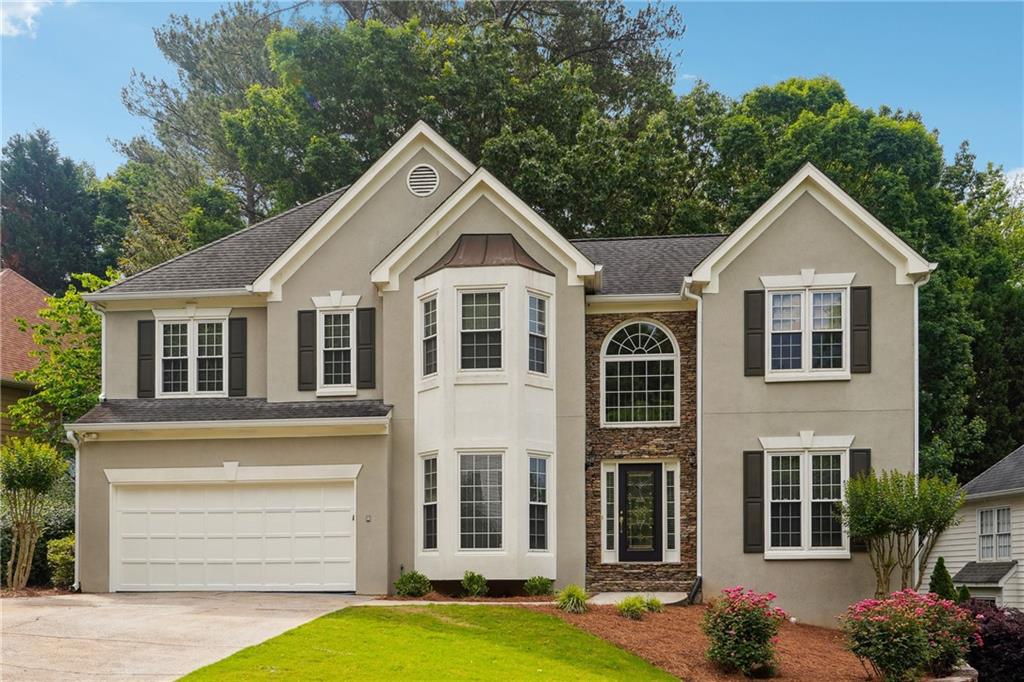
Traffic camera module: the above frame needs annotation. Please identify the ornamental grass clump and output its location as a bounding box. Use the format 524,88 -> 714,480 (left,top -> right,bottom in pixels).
840,589 -> 980,681
701,586 -> 787,677
556,584 -> 588,614
617,595 -> 648,620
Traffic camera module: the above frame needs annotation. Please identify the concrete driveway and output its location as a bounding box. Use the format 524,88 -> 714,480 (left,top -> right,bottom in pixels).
1,591 -> 367,681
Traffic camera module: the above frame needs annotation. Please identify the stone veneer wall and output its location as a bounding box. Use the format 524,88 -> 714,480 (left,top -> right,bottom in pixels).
585,311 -> 698,592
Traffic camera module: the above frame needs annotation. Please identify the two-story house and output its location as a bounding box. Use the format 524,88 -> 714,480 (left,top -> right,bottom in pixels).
68,122 -> 934,625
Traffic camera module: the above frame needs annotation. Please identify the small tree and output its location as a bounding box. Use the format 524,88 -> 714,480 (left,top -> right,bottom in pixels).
840,470 -> 963,598
929,557 -> 956,600
1,438 -> 67,589
956,584 -> 972,603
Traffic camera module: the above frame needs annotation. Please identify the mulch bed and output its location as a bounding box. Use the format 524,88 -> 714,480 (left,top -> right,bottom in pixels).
0,586 -> 72,599
378,591 -> 553,603
537,604 -> 869,681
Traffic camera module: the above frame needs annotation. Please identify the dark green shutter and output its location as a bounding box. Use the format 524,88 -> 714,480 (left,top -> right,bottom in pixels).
743,450 -> 764,553
297,310 -> 316,391
356,307 -> 376,389
849,448 -> 872,551
137,320 -> 155,398
744,291 -> 765,376
850,286 -> 871,373
228,317 -> 247,397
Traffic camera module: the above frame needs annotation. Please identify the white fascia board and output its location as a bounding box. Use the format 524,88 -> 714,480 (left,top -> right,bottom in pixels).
84,288 -> 254,302
251,121 -> 476,301
68,415 -> 390,433
965,488 -> 1024,501
690,163 -> 934,293
371,168 -> 596,291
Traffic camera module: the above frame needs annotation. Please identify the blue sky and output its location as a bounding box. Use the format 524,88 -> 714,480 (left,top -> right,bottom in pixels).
3,1 -> 1022,178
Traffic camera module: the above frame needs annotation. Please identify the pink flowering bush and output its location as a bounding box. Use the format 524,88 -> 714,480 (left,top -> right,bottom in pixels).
840,589 -> 980,681
701,586 -> 787,676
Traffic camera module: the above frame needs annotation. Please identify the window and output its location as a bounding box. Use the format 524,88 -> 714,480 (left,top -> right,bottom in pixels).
979,507 -> 1011,560
528,295 -> 547,374
423,457 -> 437,551
157,317 -> 227,396
666,469 -> 676,551
460,291 -> 502,370
768,289 -> 846,375
605,470 -> 616,551
602,321 -> 677,425
318,310 -> 354,391
767,450 -> 847,556
422,297 -> 437,377
529,456 -> 548,550
460,453 -> 502,549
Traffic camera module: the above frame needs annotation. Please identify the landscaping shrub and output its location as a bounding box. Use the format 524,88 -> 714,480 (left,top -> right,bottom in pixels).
556,584 -> 588,614
701,586 -> 787,676
461,570 -> 488,597
393,570 -> 431,597
928,557 -> 956,600
46,533 -> 74,588
523,576 -> 553,596
617,595 -> 647,620
644,596 -> 665,613
841,589 -> 979,681
965,600 -> 1024,682
956,584 -> 972,603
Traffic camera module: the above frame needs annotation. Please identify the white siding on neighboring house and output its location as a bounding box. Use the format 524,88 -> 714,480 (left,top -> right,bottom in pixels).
922,494 -> 1024,607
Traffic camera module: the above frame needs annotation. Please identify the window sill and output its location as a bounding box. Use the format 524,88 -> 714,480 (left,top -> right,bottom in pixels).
454,373 -> 508,386
764,550 -> 851,560
600,420 -> 680,430
764,372 -> 851,383
155,392 -> 228,399
316,387 -> 357,397
525,374 -> 553,390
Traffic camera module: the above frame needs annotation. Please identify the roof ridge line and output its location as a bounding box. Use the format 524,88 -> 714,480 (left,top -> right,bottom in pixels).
570,232 -> 727,242
98,186 -> 349,293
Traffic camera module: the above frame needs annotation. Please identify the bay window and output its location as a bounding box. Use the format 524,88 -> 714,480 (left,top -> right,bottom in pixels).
460,453 -> 502,549
423,456 -> 437,551
460,291 -> 502,370
529,456 -> 548,550
528,295 -> 547,374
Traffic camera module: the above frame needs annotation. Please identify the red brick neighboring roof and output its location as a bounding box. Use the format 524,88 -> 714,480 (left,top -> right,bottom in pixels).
1,269 -> 49,383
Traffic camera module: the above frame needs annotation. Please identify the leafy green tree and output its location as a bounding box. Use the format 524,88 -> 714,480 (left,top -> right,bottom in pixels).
1,438 -> 67,589
181,183 -> 245,248
929,557 -> 956,600
0,130 -> 120,293
4,272 -> 113,454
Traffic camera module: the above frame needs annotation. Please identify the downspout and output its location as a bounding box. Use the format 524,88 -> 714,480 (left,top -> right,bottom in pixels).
911,274 -> 929,588
96,306 -> 107,400
682,278 -> 703,584
65,429 -> 81,591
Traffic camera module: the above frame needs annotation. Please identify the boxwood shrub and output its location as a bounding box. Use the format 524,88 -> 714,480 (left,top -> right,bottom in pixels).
394,570 -> 431,597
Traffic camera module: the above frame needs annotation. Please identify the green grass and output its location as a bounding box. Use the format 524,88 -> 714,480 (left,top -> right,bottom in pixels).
182,605 -> 673,681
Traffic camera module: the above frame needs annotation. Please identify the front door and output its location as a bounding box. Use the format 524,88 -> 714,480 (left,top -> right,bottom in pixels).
617,464 -> 662,562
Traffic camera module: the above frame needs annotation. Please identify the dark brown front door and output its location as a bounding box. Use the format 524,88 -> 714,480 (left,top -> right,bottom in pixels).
618,464 -> 662,562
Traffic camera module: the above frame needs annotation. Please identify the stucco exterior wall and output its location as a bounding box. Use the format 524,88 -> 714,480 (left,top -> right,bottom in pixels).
700,191 -> 917,626
77,434 -> 391,594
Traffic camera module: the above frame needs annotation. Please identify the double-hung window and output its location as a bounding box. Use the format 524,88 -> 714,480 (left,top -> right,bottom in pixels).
422,456 -> 438,551
768,288 -> 846,377
460,291 -> 502,370
422,297 -> 438,377
529,456 -> 548,550
318,309 -> 354,393
766,450 -> 847,557
979,507 -> 1011,560
156,313 -> 227,396
528,295 -> 547,374
459,453 -> 502,549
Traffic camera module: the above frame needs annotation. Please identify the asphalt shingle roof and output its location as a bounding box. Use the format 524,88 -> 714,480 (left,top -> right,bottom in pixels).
74,398 -> 391,424
962,443 -> 1024,497
570,234 -> 727,296
1,269 -> 49,382
952,560 -> 1018,585
98,188 -> 348,294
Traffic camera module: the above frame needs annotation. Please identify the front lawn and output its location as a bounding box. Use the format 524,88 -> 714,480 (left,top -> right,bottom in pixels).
183,605 -> 673,681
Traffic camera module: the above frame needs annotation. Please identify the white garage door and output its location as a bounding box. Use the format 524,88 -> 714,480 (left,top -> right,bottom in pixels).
111,481 -> 355,591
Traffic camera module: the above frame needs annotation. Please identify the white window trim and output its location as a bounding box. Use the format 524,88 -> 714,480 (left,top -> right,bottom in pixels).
316,309 -> 356,397
527,292 -> 549,377
457,288 -> 504,374
763,447 -> 850,560
599,319 -> 681,428
600,459 -> 681,564
421,294 -> 439,379
153,307 -> 232,398
763,274 -> 851,383
456,449 -> 505,554
527,453 -> 551,553
420,453 -> 439,553
977,506 -> 1012,562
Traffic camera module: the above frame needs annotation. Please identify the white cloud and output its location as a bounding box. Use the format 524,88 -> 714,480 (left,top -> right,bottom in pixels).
680,73 -> 699,81
1007,166 -> 1024,186
1,1 -> 54,38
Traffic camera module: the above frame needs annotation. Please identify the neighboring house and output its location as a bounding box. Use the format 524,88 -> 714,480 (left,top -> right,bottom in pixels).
1,268 -> 49,439
922,444 -> 1024,607
67,122 -> 935,626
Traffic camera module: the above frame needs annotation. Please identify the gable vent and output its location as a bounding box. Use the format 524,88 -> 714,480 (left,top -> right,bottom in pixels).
407,164 -> 440,197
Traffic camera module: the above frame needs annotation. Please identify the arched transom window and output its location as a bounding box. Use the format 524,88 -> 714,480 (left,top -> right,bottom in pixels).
602,321 -> 678,425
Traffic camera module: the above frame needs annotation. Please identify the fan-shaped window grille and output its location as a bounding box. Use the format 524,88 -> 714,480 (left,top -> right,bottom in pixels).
602,321 -> 677,424
605,322 -> 674,355
407,164 -> 440,197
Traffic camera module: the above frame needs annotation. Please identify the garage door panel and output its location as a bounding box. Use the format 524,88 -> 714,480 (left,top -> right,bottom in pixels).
112,481 -> 355,591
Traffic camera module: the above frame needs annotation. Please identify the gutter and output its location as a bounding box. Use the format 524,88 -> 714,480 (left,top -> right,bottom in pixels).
83,287 -> 256,302
965,487 -> 1024,501
67,414 -> 392,433
65,429 -> 81,592
682,277 -> 703,581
